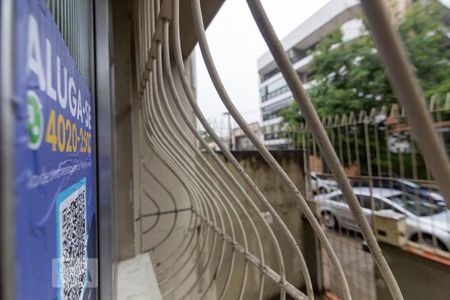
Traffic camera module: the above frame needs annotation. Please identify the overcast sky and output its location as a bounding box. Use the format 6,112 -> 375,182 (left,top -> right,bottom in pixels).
195,0 -> 329,130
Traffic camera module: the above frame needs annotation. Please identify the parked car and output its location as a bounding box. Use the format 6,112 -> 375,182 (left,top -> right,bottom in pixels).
383,179 -> 445,206
315,187 -> 450,251
354,177 -> 445,206
310,172 -> 338,194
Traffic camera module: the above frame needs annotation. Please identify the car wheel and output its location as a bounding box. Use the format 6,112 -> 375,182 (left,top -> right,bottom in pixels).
321,211 -> 338,229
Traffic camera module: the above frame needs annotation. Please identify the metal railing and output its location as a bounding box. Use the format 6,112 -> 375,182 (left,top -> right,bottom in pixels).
266,94 -> 450,299
132,0 -> 450,299
273,94 -> 450,183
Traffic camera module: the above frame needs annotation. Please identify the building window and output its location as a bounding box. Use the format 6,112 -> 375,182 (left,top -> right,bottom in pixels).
261,78 -> 290,102
261,67 -> 280,81
263,111 -> 281,121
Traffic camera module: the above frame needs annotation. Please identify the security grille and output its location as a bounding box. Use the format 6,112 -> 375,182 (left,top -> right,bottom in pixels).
45,0 -> 94,86
132,0 -> 450,299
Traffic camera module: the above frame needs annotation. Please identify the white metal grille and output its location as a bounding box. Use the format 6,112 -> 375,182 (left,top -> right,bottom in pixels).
45,0 -> 94,85
133,0 -> 450,299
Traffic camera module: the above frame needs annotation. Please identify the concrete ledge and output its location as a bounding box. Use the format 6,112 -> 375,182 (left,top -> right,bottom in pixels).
117,253 -> 162,300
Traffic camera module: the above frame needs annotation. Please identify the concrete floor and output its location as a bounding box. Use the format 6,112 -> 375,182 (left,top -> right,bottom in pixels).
117,253 -> 162,300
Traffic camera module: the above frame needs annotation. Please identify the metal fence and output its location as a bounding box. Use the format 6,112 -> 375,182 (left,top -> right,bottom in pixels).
264,93 -> 450,299
271,93 -> 450,182
132,0 -> 450,299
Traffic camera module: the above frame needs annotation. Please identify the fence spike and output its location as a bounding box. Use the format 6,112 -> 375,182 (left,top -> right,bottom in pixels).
349,111 -> 356,125
334,115 -> 341,127
385,104 -> 400,126
341,114 -> 348,126
369,107 -> 377,119
445,93 -> 450,110
431,95 -> 440,112
389,104 -> 400,119
328,116 -> 334,127
358,110 -> 367,123
300,123 -> 305,131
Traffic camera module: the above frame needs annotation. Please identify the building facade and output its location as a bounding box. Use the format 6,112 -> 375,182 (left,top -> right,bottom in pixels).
257,0 -> 362,149
257,0 -> 425,149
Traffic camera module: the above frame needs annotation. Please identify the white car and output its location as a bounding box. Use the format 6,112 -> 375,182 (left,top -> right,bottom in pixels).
310,172 -> 338,194
315,187 -> 450,252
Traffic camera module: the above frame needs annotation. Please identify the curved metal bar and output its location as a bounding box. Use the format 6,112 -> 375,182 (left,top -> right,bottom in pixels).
140,139 -> 207,283
157,47 -> 241,300
173,0 -> 314,299
140,163 -> 200,275
147,74 -> 233,297
190,0 -> 351,299
156,217 -> 202,281
141,140 -> 204,267
146,107 -> 222,297
244,1 -> 403,299
144,59 -> 232,297
139,3 -> 246,298
140,163 -> 179,250
160,20 -> 273,300
172,0 -> 315,299
139,38 -> 227,300
140,189 -> 161,235
143,143 -> 205,277
141,151 -> 201,277
143,98 -> 218,294
152,43 -> 248,299
141,74 -> 219,290
194,211 -> 308,300
151,59 -> 232,294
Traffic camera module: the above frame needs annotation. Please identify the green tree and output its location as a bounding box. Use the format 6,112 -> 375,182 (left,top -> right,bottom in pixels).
400,0 -> 450,97
281,0 -> 450,123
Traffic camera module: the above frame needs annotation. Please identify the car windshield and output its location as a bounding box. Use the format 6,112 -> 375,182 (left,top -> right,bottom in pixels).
396,179 -> 419,188
387,193 -> 446,216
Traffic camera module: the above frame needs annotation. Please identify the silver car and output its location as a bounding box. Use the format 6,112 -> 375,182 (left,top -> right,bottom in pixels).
310,172 -> 338,194
315,187 -> 450,252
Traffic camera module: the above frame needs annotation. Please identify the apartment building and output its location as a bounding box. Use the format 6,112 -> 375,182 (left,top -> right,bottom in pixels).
257,0 -> 363,149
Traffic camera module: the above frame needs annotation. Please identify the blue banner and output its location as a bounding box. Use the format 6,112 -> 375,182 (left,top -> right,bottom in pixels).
14,1 -> 97,299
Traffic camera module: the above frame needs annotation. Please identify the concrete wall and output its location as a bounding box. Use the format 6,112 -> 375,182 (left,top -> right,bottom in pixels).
204,150 -> 321,299
375,243 -> 450,300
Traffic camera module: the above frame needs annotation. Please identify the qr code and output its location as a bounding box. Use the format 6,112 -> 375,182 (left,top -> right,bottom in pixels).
57,181 -> 87,300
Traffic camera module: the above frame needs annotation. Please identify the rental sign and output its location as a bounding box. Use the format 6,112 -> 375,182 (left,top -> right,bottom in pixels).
14,0 -> 97,299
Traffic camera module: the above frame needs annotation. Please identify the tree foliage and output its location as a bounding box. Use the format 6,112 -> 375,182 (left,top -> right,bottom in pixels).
281,0 -> 450,124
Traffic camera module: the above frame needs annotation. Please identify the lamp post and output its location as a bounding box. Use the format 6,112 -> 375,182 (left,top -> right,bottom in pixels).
223,112 -> 232,150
